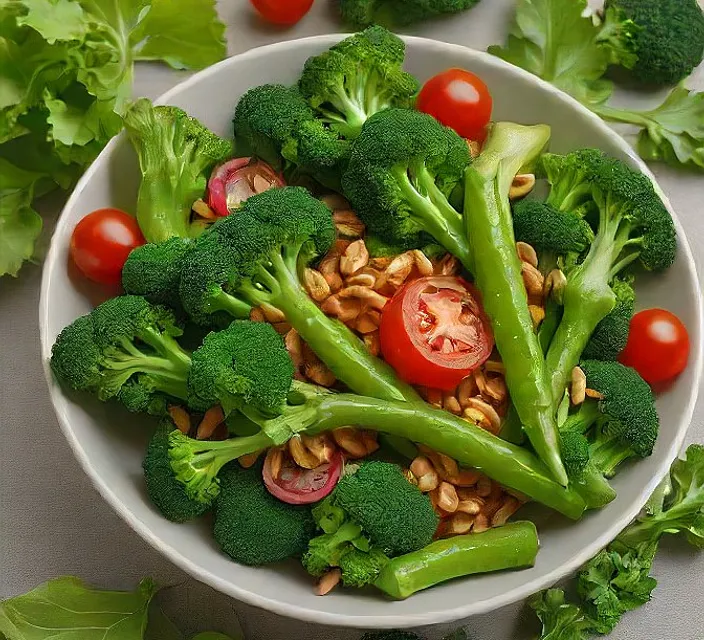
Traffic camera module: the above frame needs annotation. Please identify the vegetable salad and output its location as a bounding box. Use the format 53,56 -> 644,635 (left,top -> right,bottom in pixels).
50,26 -> 691,600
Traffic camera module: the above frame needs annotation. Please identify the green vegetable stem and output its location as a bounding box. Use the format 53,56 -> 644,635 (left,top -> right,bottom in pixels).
464,121 -> 568,487
375,522 -> 539,599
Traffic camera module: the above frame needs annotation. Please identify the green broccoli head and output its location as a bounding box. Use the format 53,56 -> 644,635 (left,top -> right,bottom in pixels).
581,360 -> 659,475
118,379 -> 170,416
342,108 -> 470,254
604,0 -> 704,85
50,315 -> 102,393
582,277 -> 635,361
188,320 -> 294,415
124,99 -> 232,243
302,518 -> 368,577
122,238 -> 194,313
560,430 -> 591,480
338,547 -> 390,588
299,27 -> 418,140
512,199 -> 594,257
214,462 -> 315,566
339,0 -> 479,28
333,461 -> 438,555
232,84 -> 350,188
143,423 -> 211,522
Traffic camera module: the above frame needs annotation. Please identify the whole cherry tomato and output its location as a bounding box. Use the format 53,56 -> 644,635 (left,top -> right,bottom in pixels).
249,0 -> 314,25
70,208 -> 145,286
619,308 -> 690,385
380,276 -> 494,391
417,68 -> 493,142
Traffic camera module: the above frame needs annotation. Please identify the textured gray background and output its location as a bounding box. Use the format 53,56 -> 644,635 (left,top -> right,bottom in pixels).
1,1 -> 703,638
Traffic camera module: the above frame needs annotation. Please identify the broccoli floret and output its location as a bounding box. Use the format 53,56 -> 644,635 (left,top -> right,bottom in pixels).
582,277 -> 635,361
233,84 -> 350,189
124,99 -> 233,243
560,430 -> 592,480
180,186 -> 418,404
143,423 -> 210,522
540,149 -> 676,405
603,0 -> 704,86
342,108 -> 472,264
298,27 -> 418,140
213,463 -> 315,566
122,238 -> 193,313
50,296 -> 192,410
339,0 -> 480,28
302,461 -> 438,587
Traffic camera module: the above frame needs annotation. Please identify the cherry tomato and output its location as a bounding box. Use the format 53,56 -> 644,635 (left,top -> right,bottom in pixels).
207,157 -> 284,217
380,276 -> 494,391
619,309 -> 690,385
262,447 -> 342,505
417,69 -> 493,142
70,208 -> 145,287
249,0 -> 314,25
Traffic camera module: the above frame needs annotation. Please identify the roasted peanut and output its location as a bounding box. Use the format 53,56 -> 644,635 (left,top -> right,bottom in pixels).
192,198 -> 217,219
411,250 -> 434,276
305,361 -> 336,387
340,239 -> 369,276
285,329 -> 304,371
447,468 -> 481,487
303,434 -> 335,465
476,474 -> 493,498
473,513 -> 490,533
363,331 -> 381,356
434,254 -> 460,276
264,447 -> 284,481
529,304 -> 546,328
249,307 -> 266,322
321,295 -> 362,322
433,482 -> 459,513
356,311 -> 381,334
571,366 -> 587,406
446,512 -> 475,535
196,405 -> 225,440
238,451 -> 263,469
509,173 -> 536,200
491,497 -> 522,526
456,498 -> 483,515
521,262 -> 545,298
332,427 -> 368,459
289,436 -> 322,469
338,286 -> 388,311
442,390 -> 462,415
168,406 -> 191,434
585,388 -> 605,399
457,376 -> 479,409
315,569 -> 341,596
516,242 -> 538,268
346,272 -> 377,288
333,210 -> 365,239
303,268 -> 331,302
464,397 -> 501,434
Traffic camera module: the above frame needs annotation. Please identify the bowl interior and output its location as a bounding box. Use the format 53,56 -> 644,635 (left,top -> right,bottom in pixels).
40,35 -> 702,628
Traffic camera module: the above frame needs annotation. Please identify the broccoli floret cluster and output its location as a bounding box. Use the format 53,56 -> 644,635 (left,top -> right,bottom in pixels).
582,277 -> 635,361
339,0 -> 480,28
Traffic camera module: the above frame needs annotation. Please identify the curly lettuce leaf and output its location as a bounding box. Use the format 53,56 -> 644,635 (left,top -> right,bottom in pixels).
488,0 -> 614,106
529,589 -> 595,640
0,576 -> 157,638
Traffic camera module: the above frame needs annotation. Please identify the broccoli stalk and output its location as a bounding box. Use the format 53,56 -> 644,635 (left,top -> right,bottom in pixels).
541,150 -> 676,406
50,296 -> 192,413
299,27 -> 418,140
124,99 -> 233,243
342,108 -> 472,262
180,186 -> 420,404
375,522 -> 539,599
166,320 -> 586,517
464,121 -> 568,487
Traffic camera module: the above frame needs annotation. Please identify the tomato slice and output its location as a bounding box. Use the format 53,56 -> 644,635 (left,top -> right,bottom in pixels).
249,0 -> 314,25
262,448 -> 342,505
619,308 -> 690,385
417,68 -> 493,142
70,208 -> 145,287
207,157 -> 284,217
380,276 -> 494,390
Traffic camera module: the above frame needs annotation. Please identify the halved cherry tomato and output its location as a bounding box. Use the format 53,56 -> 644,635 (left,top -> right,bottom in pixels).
207,157 -> 284,217
263,448 -> 342,505
417,69 -> 493,142
70,208 -> 145,287
380,276 -> 494,390
619,308 -> 690,385
249,0 -> 314,25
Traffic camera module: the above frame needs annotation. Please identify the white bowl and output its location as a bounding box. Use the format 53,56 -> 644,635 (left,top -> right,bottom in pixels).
40,34 -> 703,628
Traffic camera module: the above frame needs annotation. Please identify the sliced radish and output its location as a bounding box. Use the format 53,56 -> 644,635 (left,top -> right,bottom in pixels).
207,158 -> 284,217
262,448 -> 343,505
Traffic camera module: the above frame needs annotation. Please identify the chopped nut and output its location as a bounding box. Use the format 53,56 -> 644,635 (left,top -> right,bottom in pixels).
324,272 -> 343,293
465,397 -> 502,434
321,295 -> 362,322
467,139 -> 482,159
491,497 -> 522,526
333,209 -> 365,239
476,474 -> 493,498
516,242 -> 538,268
529,304 -> 546,328
484,359 -> 506,374
264,447 -> 284,481
303,268 -> 331,302
417,471 -> 440,493
432,482 -> 459,513
346,272 -> 376,288
411,250 -> 434,276
319,253 -> 341,277
457,376 -> 479,409
340,239 -> 369,276
544,268 -> 567,304
521,262 -> 545,298
369,256 -> 393,271
305,361 -> 336,387
332,427 -> 368,459
509,173 -> 536,200
303,434 -> 335,465
418,445 -> 459,479
435,254 -> 460,276
571,366 -> 587,405
585,388 -> 605,399
360,430 -> 380,455
338,286 -> 388,311
249,307 -> 266,322
463,407 -> 492,430
238,451 -> 263,469
410,455 -> 435,478
456,498 -> 483,515
447,468 -> 481,487
272,321 -> 291,335
363,331 -> 381,356
196,405 -> 225,440
482,376 -> 508,404
168,406 -> 191,434
260,303 -> 286,323
447,512 -> 475,535
192,198 -> 217,220
356,311 -> 381,334
404,468 -> 418,485
285,329 -> 304,371
289,436 -> 322,469
443,393 -> 462,415
473,513 -> 490,533
379,252 -> 414,289
315,568 -> 342,596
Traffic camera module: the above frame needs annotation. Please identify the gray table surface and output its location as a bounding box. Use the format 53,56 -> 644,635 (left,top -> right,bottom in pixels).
2,1 -> 703,638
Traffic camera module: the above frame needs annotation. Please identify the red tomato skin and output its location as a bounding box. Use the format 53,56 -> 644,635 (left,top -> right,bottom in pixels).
619,309 -> 690,385
249,0 -> 314,25
262,448 -> 342,505
70,208 -> 145,287
380,276 -> 493,391
417,68 -> 493,142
